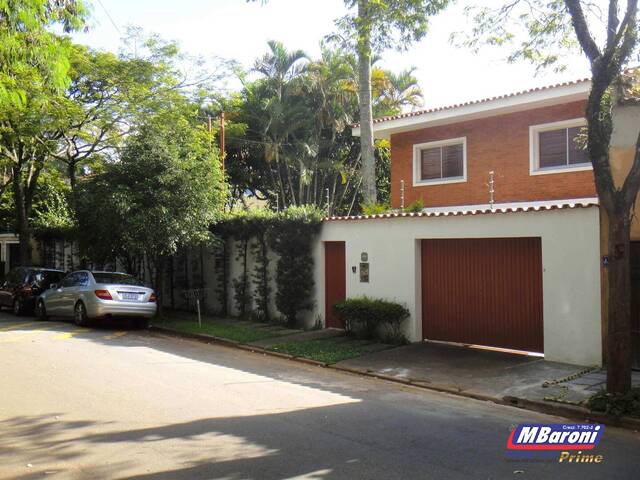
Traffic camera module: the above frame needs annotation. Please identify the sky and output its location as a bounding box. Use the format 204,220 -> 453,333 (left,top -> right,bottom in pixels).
72,0 -> 593,110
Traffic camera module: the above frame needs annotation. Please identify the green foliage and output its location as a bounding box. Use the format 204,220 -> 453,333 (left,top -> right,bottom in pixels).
404,198 -> 424,213
269,205 -> 324,326
587,387 -> 640,418
361,202 -> 390,215
30,169 -> 75,236
76,107 -> 226,287
340,0 -> 452,52
0,0 -> 88,110
269,337 -> 386,364
0,167 -> 74,237
153,315 -> 285,343
213,206 -> 323,325
248,209 -> 276,322
221,40 -> 415,216
333,296 -> 409,343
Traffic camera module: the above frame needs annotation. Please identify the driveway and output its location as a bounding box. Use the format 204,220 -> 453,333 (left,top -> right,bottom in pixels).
1,313 -> 639,479
335,341 -> 640,404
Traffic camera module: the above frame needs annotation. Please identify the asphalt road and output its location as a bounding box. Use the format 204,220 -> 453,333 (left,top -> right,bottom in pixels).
1,313 -> 639,480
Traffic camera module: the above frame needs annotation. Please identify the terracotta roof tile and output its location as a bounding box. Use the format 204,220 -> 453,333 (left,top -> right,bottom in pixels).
324,198 -> 599,222
353,77 -> 591,128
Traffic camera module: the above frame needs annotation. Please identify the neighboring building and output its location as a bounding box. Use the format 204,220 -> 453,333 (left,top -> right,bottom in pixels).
311,77 -> 635,367
0,233 -> 20,276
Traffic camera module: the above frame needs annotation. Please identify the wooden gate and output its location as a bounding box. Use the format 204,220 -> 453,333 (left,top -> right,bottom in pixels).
421,238 -> 544,353
325,241 -> 346,328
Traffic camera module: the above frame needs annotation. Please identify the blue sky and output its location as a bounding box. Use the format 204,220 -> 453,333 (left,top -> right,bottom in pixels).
73,0 -> 592,109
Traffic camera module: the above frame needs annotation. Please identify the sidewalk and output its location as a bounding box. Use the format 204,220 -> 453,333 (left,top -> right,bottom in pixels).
334,341 -> 640,405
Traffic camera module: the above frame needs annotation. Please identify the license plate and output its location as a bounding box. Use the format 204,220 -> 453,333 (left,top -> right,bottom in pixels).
121,292 -> 139,301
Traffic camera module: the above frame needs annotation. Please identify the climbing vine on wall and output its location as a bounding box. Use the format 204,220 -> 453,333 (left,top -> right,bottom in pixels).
269,206 -> 323,327
211,206 -> 323,326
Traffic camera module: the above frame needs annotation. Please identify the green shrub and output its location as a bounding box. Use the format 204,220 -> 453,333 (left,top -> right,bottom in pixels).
361,202 -> 390,215
404,198 -> 424,213
333,297 -> 409,344
586,387 -> 640,418
269,205 -> 324,327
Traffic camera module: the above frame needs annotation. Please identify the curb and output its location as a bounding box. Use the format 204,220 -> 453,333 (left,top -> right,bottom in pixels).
149,326 -> 327,366
149,325 -> 639,431
503,396 -> 640,430
149,326 -> 241,348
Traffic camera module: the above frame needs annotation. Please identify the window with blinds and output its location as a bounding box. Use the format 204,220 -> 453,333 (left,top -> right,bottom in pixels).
530,119 -> 590,174
417,140 -> 465,182
539,126 -> 588,168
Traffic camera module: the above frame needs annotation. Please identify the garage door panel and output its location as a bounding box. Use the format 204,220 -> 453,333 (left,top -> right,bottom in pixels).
422,238 -> 544,353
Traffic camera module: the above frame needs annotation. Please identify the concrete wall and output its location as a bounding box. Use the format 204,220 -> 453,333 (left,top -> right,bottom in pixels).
311,207 -> 602,366
610,101 -> 640,239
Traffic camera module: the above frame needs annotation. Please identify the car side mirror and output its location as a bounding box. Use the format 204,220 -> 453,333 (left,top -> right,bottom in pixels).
49,283 -> 58,290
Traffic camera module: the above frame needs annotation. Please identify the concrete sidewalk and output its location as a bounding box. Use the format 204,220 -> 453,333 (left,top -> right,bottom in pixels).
335,341 -> 640,405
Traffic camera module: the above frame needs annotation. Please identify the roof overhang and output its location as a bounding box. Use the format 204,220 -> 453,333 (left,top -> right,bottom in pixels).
352,80 -> 591,140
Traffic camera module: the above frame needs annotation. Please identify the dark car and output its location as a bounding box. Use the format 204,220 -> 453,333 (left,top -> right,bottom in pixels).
0,267 -> 66,316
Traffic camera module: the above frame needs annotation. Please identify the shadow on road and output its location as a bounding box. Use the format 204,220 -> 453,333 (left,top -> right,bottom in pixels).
2,315 -> 640,480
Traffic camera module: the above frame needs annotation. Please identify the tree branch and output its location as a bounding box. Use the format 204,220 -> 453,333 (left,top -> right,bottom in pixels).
565,0 -> 602,62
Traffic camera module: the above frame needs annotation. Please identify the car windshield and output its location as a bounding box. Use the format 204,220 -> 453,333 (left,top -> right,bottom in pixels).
32,271 -> 64,287
92,273 -> 144,286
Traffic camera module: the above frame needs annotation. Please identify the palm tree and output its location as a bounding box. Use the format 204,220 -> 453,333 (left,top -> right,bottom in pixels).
377,67 -> 423,116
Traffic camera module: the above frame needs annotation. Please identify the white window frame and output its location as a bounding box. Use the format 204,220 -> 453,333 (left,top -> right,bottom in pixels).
413,137 -> 467,186
529,118 -> 591,176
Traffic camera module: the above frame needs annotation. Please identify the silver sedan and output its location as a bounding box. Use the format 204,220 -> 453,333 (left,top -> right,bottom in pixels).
36,271 -> 157,327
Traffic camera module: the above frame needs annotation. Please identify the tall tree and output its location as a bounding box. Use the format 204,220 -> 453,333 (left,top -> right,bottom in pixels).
247,0 -> 449,204
0,0 -> 87,264
76,107 -> 226,309
463,1 -> 639,393
335,0 -> 451,204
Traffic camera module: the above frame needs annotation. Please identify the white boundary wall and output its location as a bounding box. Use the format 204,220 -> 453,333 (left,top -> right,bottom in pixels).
311,206 -> 602,366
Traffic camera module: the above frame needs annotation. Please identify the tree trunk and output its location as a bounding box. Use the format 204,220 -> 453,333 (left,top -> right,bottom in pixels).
67,161 -> 77,190
12,169 -> 32,266
606,210 -> 633,392
357,0 -> 377,204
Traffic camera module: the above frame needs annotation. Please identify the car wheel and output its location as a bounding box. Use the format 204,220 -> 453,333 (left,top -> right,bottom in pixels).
36,300 -> 48,321
12,298 -> 24,316
74,302 -> 88,327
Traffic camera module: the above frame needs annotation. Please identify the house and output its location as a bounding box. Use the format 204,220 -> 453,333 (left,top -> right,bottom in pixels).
311,77 -> 640,367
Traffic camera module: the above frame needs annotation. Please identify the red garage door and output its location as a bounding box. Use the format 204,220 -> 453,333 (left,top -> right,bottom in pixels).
422,238 -> 544,353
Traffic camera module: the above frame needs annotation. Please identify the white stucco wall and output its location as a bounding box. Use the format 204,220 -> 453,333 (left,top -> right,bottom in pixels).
311,207 -> 602,366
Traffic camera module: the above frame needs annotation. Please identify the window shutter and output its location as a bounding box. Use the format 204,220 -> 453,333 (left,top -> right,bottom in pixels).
539,129 -> 567,168
442,143 -> 464,178
567,126 -> 588,165
421,147 -> 441,180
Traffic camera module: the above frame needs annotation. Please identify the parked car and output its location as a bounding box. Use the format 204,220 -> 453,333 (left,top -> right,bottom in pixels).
36,271 -> 157,327
0,267 -> 66,315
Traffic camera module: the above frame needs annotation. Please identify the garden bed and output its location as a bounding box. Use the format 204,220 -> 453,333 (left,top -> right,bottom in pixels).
268,337 -> 391,364
153,315 -> 287,344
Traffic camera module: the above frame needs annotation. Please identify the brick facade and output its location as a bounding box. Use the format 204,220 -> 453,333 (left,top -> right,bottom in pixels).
389,100 -> 596,208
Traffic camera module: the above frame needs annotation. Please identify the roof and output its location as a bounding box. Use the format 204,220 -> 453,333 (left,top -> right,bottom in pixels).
352,77 -> 591,139
324,198 -> 599,222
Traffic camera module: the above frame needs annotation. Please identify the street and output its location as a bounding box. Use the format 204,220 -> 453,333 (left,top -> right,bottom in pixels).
1,313 -> 639,480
